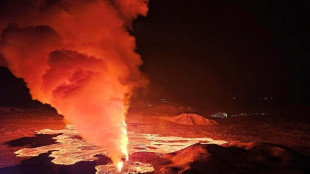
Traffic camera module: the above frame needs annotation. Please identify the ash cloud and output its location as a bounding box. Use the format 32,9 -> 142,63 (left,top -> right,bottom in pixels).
0,0 -> 148,166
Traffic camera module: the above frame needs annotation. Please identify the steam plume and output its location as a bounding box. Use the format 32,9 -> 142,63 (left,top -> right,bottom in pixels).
0,0 -> 148,166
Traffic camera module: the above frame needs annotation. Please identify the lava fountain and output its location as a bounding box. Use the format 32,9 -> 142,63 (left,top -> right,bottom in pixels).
0,0 -> 149,169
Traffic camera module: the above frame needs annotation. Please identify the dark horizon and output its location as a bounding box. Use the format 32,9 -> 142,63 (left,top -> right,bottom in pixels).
134,0 -> 310,110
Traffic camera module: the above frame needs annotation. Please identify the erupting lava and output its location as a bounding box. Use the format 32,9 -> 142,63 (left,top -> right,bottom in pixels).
122,121 -> 129,161
119,120 -> 129,171
0,0 -> 149,169
118,161 -> 124,172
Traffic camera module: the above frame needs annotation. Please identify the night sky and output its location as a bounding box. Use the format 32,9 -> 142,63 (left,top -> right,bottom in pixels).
133,0 -> 310,110
1,0 -> 309,112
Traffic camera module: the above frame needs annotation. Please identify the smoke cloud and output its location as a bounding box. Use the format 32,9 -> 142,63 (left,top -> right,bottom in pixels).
0,0 -> 148,166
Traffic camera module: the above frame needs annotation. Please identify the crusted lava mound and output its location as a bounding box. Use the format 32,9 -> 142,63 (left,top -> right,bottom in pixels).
164,113 -> 218,126
153,142 -> 310,174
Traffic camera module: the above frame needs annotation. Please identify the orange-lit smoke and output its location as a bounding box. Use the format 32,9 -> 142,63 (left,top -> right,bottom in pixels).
0,0 -> 148,167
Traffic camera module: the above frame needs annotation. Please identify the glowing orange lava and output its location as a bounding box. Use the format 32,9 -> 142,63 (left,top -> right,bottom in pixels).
14,125 -> 228,173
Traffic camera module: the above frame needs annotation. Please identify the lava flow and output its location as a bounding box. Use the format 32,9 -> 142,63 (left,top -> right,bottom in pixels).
0,0 -> 149,169
14,124 -> 228,173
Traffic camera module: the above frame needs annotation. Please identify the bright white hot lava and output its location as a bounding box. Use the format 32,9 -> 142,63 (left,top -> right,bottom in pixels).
15,125 -> 228,173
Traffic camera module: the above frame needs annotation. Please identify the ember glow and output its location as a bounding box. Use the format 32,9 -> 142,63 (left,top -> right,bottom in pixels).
0,0 -> 149,169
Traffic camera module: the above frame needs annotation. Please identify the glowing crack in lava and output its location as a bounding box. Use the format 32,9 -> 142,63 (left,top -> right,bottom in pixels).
0,0 -> 149,170
15,125 -> 227,173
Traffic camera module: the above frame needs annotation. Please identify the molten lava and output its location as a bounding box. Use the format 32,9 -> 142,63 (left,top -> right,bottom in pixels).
14,125 -> 228,173
119,121 -> 129,171
0,0 -> 149,169
118,161 -> 124,172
